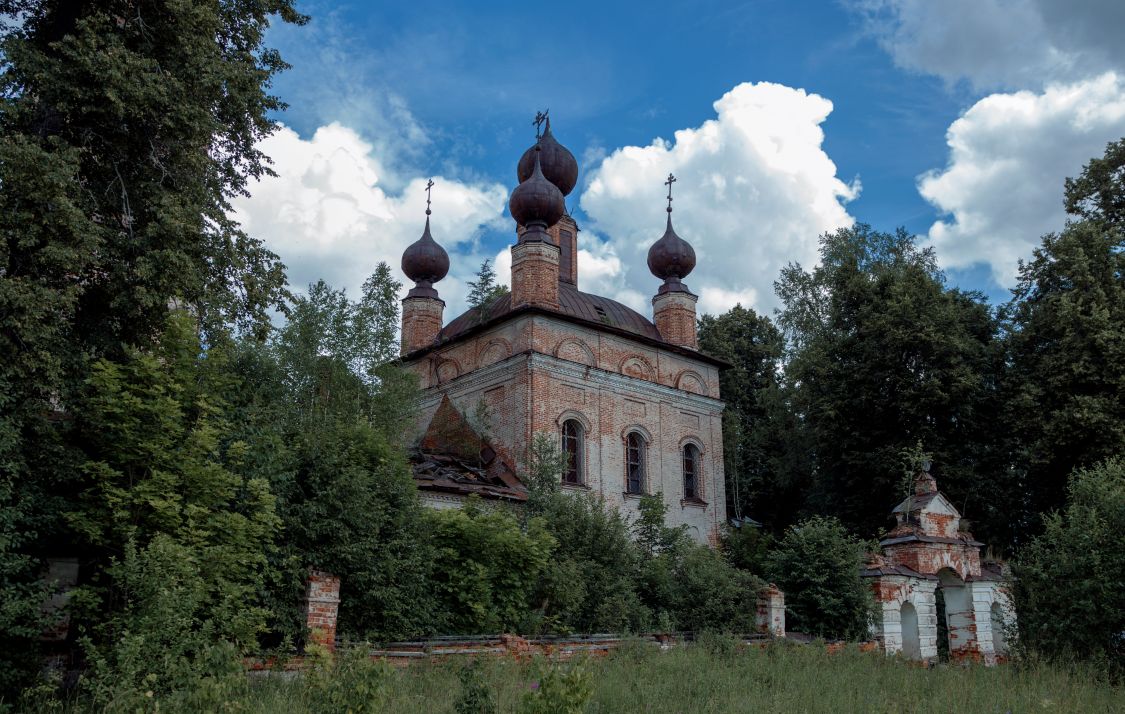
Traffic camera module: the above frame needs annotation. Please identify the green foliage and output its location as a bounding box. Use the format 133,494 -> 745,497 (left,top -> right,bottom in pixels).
775,224 -> 1005,541
525,463 -> 646,634
633,493 -> 685,556
77,535 -> 251,711
721,524 -> 774,575
303,646 -> 394,713
0,0 -> 303,696
454,660 -> 498,714
70,313 -> 280,648
1064,137 -> 1125,228
698,305 -> 797,528
1003,215 -> 1124,535
632,494 -> 763,633
519,659 -> 593,714
766,516 -> 875,640
252,268 -> 432,644
278,421 -> 436,642
1013,458 -> 1125,673
49,640 -> 1122,713
427,502 -> 555,634
466,260 -> 509,320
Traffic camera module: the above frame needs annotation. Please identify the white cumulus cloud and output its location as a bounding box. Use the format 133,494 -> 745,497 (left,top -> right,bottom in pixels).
919,73 -> 1125,286
578,81 -> 859,316
852,0 -> 1125,90
230,123 -> 509,315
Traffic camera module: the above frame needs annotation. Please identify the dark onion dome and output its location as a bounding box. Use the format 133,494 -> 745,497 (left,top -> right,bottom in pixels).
517,119 -> 578,197
647,213 -> 696,290
509,148 -> 565,230
401,215 -> 449,290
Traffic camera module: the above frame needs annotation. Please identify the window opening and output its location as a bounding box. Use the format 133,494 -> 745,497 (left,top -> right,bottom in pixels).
683,444 -> 699,500
562,419 -> 584,485
626,432 -> 645,494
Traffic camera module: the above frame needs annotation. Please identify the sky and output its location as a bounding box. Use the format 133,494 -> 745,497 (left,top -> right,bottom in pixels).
230,0 -> 1125,320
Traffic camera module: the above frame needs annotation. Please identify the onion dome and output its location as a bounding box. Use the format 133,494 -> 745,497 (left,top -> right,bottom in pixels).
647,174 -> 696,293
401,190 -> 449,297
647,214 -> 696,291
517,118 -> 578,197
509,147 -> 565,235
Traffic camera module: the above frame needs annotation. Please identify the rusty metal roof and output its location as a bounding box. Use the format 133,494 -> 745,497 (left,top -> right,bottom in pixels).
440,282 -> 662,343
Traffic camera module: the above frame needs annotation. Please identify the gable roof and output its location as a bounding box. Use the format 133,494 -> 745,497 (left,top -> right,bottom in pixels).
892,490 -> 960,517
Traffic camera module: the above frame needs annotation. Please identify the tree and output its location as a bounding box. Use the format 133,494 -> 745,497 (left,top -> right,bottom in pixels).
698,305 -> 805,531
253,269 -> 431,643
466,259 -> 509,320
775,225 -> 1006,541
1012,458 -> 1125,672
0,1 -> 305,690
68,313 -> 280,649
766,516 -> 874,640
1004,141 -> 1125,536
1064,137 -> 1125,229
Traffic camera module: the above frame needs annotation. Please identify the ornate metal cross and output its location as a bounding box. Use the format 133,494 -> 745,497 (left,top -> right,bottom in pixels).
665,173 -> 677,212
534,109 -> 549,138
425,178 -> 434,215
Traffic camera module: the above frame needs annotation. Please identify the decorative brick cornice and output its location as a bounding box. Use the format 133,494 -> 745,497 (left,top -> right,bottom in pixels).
527,351 -> 725,412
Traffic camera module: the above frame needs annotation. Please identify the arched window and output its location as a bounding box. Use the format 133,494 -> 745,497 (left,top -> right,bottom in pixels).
683,444 -> 700,500
561,419 -> 584,485
625,432 -> 646,494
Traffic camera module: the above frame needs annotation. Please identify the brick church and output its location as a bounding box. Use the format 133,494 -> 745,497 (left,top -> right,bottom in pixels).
397,118 -> 727,544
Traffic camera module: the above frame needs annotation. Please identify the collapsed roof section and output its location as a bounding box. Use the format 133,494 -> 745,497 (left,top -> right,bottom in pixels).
410,394 -> 526,503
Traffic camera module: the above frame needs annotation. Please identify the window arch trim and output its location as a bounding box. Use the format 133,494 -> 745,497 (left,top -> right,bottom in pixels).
624,429 -> 648,495
561,418 -> 586,486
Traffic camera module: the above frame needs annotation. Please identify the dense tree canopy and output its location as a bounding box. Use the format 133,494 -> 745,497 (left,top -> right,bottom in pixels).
0,0 -> 305,692
774,225 -> 1005,540
1003,142 -> 1125,537
698,306 -> 801,529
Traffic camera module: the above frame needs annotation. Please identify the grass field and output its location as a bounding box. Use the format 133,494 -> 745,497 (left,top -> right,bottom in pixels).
250,639 -> 1120,713
25,638 -> 1123,713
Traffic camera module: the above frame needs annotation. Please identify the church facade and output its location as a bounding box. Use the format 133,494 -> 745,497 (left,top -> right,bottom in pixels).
396,119 -> 727,545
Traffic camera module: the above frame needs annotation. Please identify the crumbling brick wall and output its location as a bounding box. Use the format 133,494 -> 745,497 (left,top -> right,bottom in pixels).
404,313 -> 726,544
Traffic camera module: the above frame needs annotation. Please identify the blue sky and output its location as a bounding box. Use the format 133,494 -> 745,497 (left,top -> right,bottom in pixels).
232,0 -> 1125,318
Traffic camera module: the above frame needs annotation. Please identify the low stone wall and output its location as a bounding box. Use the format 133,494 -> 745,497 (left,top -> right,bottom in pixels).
247,632 -> 773,671
297,570 -> 786,655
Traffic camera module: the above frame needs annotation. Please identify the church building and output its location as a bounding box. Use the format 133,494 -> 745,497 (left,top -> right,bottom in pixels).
397,118 -> 728,545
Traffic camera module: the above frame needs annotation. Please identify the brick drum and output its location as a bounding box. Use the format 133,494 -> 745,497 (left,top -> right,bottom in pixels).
401,296 -> 444,354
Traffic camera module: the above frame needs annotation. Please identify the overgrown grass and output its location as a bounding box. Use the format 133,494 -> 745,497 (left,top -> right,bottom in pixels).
23,639 -> 1123,713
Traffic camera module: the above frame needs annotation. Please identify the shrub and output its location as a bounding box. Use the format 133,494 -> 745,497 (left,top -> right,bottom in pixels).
766,516 -> 874,640
454,660 -> 498,714
526,488 -> 647,634
76,536 -> 250,711
635,495 -> 763,633
1013,458 -> 1125,673
427,501 -> 555,634
519,658 -> 593,714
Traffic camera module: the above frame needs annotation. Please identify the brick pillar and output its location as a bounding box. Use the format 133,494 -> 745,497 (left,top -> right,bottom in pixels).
653,289 -> 698,349
305,570 -> 341,652
401,295 -> 444,355
756,584 -> 786,637
511,239 -> 560,310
